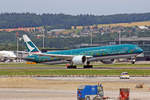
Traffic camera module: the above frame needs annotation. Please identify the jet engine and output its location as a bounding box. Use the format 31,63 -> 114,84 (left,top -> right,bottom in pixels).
72,56 -> 87,65
100,59 -> 115,64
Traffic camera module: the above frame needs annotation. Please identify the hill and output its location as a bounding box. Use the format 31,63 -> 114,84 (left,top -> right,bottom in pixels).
0,12 -> 150,29
97,21 -> 150,27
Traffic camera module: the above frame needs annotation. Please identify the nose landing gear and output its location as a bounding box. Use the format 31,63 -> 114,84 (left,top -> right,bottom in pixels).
130,57 -> 136,64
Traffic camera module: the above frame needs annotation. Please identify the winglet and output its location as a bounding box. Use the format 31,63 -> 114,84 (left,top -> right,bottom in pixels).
23,34 -> 41,54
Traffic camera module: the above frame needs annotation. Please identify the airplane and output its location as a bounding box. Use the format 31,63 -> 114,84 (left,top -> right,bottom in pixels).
0,51 -> 17,62
23,34 -> 143,68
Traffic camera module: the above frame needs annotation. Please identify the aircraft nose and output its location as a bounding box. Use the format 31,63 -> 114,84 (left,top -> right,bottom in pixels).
137,47 -> 143,54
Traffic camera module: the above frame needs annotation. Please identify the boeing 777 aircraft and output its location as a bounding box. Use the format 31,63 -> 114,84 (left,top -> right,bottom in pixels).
23,34 -> 143,68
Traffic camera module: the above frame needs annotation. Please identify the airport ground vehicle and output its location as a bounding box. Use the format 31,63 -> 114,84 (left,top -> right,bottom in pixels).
77,84 -> 104,100
120,72 -> 130,79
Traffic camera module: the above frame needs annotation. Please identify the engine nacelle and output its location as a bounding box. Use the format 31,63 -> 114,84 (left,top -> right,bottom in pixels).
101,59 -> 115,64
72,56 -> 87,65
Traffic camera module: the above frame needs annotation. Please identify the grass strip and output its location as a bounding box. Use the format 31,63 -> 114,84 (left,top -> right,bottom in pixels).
0,63 -> 150,67
0,69 -> 150,76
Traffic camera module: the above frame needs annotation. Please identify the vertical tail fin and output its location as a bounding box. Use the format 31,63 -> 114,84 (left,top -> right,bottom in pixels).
23,34 -> 41,54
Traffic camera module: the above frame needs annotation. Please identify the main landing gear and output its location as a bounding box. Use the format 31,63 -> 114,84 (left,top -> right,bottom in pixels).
83,61 -> 93,68
66,64 -> 77,69
66,61 -> 93,69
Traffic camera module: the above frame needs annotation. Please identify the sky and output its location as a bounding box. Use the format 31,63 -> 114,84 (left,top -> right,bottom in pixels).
0,0 -> 150,15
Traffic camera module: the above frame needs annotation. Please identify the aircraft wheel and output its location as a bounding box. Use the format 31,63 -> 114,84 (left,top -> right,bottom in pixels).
84,65 -> 93,69
67,65 -> 77,69
93,96 -> 101,100
130,57 -> 136,64
131,61 -> 135,64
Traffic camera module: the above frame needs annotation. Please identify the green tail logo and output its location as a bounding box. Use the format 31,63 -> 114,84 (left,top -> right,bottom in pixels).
23,35 -> 41,53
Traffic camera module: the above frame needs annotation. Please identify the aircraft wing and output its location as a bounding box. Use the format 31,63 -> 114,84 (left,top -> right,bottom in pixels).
36,53 -> 92,60
41,60 -> 70,65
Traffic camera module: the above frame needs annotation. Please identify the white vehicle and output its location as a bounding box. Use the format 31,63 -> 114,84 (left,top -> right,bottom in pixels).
120,72 -> 130,79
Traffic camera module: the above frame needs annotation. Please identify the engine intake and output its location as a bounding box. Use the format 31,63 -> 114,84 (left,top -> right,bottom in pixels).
72,56 -> 87,65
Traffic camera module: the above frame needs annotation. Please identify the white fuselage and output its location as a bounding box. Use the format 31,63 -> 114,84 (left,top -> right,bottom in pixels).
0,51 -> 16,58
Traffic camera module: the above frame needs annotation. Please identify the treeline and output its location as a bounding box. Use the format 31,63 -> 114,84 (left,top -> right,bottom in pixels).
0,12 -> 150,29
0,31 -> 118,50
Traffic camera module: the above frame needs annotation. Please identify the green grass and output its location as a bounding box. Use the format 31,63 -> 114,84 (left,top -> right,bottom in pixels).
0,63 -> 150,76
0,63 -> 150,67
0,69 -> 150,76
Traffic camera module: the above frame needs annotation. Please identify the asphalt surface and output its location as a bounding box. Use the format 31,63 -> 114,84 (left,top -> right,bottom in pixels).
0,61 -> 150,70
0,66 -> 150,70
0,88 -> 75,100
0,77 -> 150,100
34,76 -> 150,83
